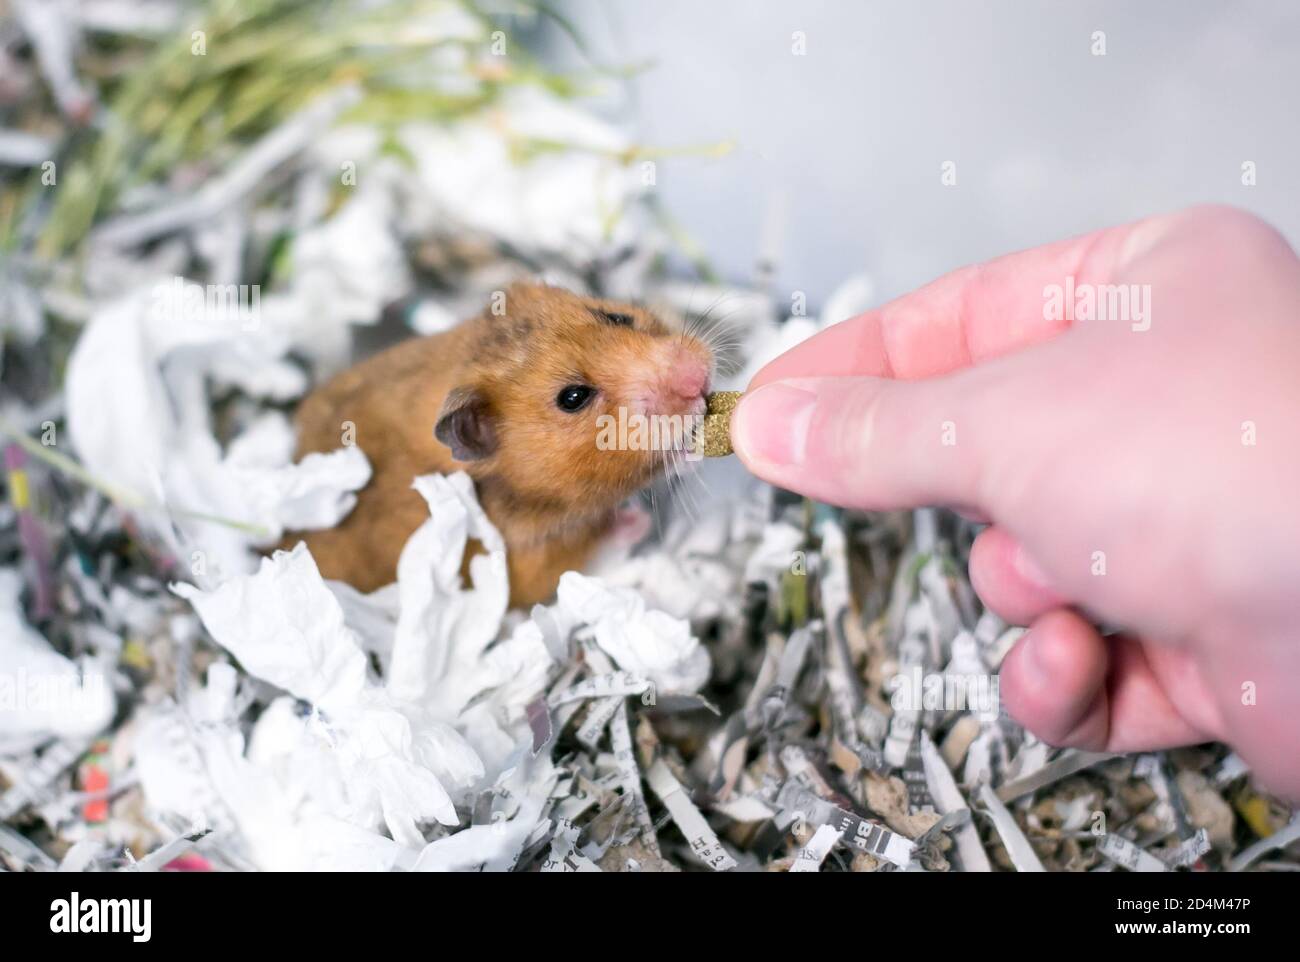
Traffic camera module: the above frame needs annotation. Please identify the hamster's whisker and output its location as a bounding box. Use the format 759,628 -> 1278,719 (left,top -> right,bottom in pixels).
702,334 -> 744,357
693,309 -> 733,347
698,328 -> 745,375
666,447 -> 704,526
703,332 -> 743,350
685,294 -> 738,349
680,291 -> 726,348
699,311 -> 745,344
678,283 -> 709,344
662,448 -> 684,509
646,483 -> 665,543
694,309 -> 746,360
680,444 -> 712,505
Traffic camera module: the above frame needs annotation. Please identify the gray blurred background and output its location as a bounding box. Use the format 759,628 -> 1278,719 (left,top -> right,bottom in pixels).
540,0 -> 1300,308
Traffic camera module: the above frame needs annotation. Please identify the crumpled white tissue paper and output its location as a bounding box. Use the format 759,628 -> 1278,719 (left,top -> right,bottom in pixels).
172,542 -> 484,843
556,572 -> 710,696
139,465 -> 722,869
0,569 -> 115,750
65,283 -> 371,578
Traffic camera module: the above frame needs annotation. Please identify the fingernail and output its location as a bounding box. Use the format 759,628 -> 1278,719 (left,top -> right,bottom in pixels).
1018,629 -> 1053,688
734,383 -> 817,467
1013,544 -> 1053,590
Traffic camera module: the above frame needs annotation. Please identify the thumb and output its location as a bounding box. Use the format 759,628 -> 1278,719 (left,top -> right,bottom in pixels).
730,370 -> 1012,513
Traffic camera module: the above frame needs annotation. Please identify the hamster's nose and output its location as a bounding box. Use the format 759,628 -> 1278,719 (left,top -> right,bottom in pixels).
666,349 -> 709,401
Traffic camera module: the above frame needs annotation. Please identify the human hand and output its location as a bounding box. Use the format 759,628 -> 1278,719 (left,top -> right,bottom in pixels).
731,205 -> 1300,796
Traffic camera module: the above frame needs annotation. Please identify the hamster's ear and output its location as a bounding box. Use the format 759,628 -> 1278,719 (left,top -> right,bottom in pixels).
435,386 -> 497,461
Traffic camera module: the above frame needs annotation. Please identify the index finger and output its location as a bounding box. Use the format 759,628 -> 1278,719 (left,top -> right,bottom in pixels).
749,216 -> 1155,388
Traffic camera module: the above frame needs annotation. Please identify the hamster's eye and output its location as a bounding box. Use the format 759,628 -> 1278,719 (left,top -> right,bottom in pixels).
593,309 -> 634,328
556,384 -> 596,413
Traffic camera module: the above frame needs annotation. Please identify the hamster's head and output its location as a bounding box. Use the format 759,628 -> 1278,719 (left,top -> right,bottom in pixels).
434,283 -> 714,518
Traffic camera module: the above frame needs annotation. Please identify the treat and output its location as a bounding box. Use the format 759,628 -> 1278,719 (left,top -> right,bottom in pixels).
702,391 -> 742,457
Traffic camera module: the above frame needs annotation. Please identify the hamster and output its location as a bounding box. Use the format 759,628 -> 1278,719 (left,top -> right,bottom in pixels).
286,282 -> 714,607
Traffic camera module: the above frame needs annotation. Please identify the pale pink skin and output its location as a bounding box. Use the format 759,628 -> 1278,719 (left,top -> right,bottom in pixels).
731,205 -> 1300,798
